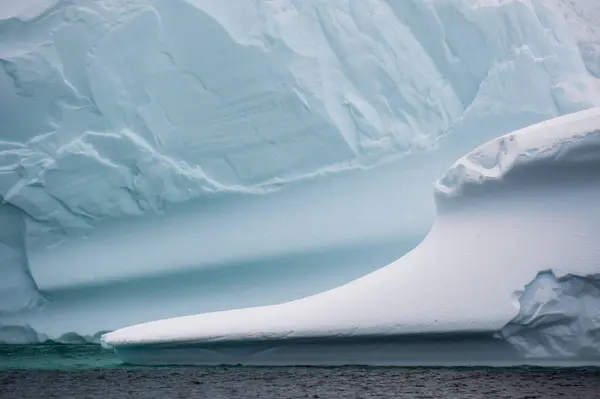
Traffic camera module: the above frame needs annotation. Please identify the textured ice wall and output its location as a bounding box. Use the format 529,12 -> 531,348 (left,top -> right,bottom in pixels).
1,0 -> 600,341
501,271 -> 600,360
2,0 -> 600,237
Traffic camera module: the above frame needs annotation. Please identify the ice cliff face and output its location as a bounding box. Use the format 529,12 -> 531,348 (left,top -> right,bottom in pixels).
1,0 -> 600,342
2,0 -> 600,235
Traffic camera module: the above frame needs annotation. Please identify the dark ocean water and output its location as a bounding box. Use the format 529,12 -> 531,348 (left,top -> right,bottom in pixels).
1,345 -> 600,399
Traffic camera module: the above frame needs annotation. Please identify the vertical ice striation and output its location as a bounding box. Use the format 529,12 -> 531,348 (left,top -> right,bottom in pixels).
1,0 -> 600,341
0,202 -> 43,314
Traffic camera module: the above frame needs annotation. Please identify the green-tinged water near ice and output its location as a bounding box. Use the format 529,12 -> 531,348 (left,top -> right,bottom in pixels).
0,345 -> 120,370
3,344 -> 600,372
2,345 -> 600,399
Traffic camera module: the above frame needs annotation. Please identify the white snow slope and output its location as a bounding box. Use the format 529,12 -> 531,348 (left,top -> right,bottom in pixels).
1,0 -> 600,342
104,107 -> 600,366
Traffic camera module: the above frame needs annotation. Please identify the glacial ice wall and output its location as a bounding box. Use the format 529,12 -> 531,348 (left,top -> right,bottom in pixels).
1,0 -> 600,231
1,0 -> 600,341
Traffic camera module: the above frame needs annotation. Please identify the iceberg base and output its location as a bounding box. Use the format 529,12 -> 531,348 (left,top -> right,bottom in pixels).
111,332 -> 600,367
110,270 -> 600,366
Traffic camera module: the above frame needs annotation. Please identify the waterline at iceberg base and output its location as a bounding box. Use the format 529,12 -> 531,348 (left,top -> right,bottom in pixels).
103,108 -> 600,366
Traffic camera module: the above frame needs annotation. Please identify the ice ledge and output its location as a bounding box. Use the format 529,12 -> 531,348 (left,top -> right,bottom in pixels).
436,106 -> 600,200
103,108 -> 600,365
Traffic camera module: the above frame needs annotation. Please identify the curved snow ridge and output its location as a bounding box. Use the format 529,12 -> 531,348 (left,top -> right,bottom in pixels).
435,106 -> 600,199
1,0 -> 600,234
103,108 -> 600,365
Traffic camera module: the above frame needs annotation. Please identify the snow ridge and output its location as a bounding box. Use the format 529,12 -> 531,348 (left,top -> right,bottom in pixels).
435,106 -> 600,199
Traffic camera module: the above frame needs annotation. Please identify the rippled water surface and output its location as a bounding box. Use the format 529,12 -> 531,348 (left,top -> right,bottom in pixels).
1,345 -> 600,398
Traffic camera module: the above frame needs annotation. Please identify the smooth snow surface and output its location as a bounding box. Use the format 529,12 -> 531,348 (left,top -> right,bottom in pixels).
2,0 -> 600,342
104,108 -> 600,366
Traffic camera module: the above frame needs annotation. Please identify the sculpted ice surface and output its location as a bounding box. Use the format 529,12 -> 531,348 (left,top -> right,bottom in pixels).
1,0 -> 600,343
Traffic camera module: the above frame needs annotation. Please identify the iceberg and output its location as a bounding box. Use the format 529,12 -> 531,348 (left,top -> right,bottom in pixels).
1,0 -> 600,343
103,107 -> 600,366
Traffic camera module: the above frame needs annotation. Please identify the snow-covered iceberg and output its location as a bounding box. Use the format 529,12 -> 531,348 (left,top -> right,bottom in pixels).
104,107 -> 600,366
2,0 -> 600,342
